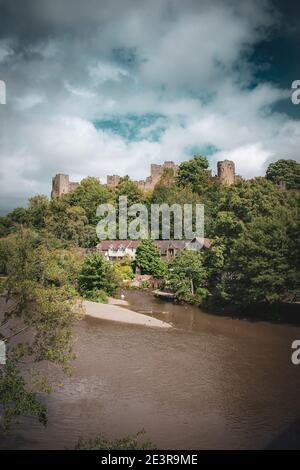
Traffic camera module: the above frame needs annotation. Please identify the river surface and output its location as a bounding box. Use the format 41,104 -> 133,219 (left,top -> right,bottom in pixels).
2,290 -> 300,449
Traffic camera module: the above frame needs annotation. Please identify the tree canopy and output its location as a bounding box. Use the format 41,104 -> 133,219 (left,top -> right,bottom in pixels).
266,159 -> 300,189
135,240 -> 167,278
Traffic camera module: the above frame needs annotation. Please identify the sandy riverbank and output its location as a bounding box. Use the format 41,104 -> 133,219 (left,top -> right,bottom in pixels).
83,299 -> 172,328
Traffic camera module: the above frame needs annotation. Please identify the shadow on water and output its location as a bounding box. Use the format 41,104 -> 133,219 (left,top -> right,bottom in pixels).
265,419 -> 300,449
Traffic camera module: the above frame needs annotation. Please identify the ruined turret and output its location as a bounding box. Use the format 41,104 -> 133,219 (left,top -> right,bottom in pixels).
106,175 -> 121,189
51,174 -> 79,198
217,160 -> 235,185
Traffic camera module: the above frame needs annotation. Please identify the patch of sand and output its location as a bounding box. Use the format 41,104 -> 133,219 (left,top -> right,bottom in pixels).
83,300 -> 172,328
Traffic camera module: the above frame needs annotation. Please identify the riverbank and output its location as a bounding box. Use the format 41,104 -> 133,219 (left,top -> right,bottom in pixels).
83,299 -> 172,328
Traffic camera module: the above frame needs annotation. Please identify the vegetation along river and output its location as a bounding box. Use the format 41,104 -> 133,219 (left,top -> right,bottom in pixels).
2,290 -> 300,449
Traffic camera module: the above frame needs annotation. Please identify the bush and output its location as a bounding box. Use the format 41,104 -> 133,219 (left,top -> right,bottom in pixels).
114,256 -> 135,283
81,288 -> 108,303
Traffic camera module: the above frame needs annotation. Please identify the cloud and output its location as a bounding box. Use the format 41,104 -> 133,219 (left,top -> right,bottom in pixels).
0,0 -> 299,212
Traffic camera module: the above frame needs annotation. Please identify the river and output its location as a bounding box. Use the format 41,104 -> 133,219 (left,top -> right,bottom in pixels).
2,290 -> 300,449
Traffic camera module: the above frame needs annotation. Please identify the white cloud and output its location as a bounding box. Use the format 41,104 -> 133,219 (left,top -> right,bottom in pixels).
88,62 -> 129,85
0,0 -> 299,212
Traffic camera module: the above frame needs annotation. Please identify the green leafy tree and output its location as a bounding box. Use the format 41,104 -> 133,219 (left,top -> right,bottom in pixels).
78,252 -> 120,299
116,176 -> 146,206
221,212 -> 300,309
114,256 -> 135,283
168,250 -> 208,302
69,177 -> 113,224
266,159 -> 300,189
7,207 -> 29,226
135,240 -> 167,278
204,237 -> 226,287
27,195 -> 50,229
177,155 -> 210,194
0,229 -> 82,431
0,216 -> 12,238
221,177 -> 295,222
46,199 -> 98,248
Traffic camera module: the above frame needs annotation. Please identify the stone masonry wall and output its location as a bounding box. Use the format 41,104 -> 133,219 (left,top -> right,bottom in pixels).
52,159 -> 236,198
51,174 -> 79,198
217,160 -> 235,185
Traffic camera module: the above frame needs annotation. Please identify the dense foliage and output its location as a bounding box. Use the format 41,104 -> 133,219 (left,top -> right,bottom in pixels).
78,252 -> 120,301
168,250 -> 208,303
266,159 -> 300,189
0,230 -> 83,430
135,240 -> 167,278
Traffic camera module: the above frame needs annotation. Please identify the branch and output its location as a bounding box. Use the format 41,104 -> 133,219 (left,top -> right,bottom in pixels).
3,325 -> 30,342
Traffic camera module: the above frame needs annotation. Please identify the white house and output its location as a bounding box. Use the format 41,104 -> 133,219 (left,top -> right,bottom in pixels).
97,238 -> 210,262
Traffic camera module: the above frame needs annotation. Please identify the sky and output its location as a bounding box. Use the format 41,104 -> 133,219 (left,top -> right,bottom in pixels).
0,0 -> 299,213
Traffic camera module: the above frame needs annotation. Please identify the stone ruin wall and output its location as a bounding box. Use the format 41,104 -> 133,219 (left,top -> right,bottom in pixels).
134,161 -> 178,192
51,159 -> 235,198
51,174 -> 79,198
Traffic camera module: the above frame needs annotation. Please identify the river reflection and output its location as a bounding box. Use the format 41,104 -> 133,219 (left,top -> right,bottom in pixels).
1,290 -> 300,449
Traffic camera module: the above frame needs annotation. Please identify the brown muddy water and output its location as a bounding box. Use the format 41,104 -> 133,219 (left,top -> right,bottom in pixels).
1,290 -> 300,449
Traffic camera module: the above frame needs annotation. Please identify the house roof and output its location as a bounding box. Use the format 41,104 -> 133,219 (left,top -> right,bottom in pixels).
98,240 -> 140,250
97,238 -> 211,252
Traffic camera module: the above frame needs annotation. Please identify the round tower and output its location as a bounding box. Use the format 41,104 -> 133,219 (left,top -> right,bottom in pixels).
217,160 -> 235,185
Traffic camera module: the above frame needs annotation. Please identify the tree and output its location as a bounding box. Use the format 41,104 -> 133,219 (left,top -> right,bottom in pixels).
135,240 -> 167,278
46,205 -> 96,247
69,177 -> 113,225
78,252 -> 120,300
211,211 -> 244,259
221,212 -> 300,309
177,155 -> 210,194
114,256 -> 135,283
168,250 -> 208,302
0,216 -> 12,238
7,207 -> 29,226
116,176 -> 146,206
204,237 -> 226,288
217,177 -> 292,224
27,195 -> 50,229
266,159 -> 300,189
0,229 -> 82,430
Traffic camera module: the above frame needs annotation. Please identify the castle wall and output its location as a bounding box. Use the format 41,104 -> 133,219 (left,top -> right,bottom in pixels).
53,159 -> 236,198
107,161 -> 178,192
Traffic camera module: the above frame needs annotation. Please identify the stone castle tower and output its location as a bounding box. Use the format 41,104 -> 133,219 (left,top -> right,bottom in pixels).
106,174 -> 121,190
51,174 -> 79,198
217,160 -> 235,185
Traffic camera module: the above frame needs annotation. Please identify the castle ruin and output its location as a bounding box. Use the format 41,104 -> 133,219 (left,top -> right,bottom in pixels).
107,161 -> 178,191
51,159 -> 235,198
51,174 -> 80,198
